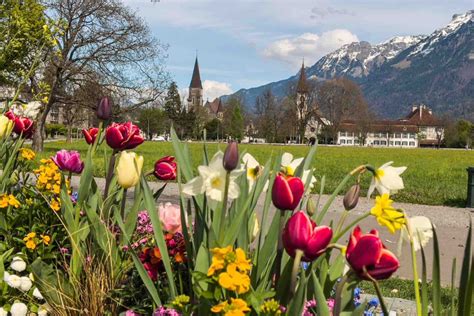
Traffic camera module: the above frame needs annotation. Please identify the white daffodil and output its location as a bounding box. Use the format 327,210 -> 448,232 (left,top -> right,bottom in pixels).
3,271 -> 10,282
10,256 -> 27,272
302,168 -> 317,190
0,307 -> 7,316
250,213 -> 260,242
6,274 -> 21,288
368,161 -> 406,197
19,276 -> 32,292
33,287 -> 44,300
242,153 -> 263,191
182,152 -> 243,203
38,305 -> 48,316
281,152 -> 304,177
402,216 -> 433,252
10,302 -> 28,316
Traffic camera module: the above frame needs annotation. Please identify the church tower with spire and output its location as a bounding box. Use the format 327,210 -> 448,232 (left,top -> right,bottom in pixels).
296,60 -> 309,121
187,57 -> 203,111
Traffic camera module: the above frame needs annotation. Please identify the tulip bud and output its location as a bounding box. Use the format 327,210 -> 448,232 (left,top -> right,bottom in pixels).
343,184 -> 360,211
223,141 -> 239,171
97,96 -> 112,120
306,198 -> 316,216
154,156 -> 177,181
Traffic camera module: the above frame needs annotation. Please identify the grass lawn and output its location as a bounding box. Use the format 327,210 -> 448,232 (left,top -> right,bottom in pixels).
36,140 -> 474,206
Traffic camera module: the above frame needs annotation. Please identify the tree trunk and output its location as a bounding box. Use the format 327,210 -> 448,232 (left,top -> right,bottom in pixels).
66,124 -> 73,143
32,119 -> 45,152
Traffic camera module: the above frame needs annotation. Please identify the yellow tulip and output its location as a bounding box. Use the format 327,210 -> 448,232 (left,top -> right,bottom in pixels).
116,151 -> 143,189
0,116 -> 13,138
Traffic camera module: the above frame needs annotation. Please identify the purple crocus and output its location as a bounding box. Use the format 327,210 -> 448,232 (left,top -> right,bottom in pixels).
52,150 -> 84,174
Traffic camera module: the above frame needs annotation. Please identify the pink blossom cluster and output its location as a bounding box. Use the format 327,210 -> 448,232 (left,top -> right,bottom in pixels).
302,298 -> 335,316
153,307 -> 180,316
137,211 -> 154,234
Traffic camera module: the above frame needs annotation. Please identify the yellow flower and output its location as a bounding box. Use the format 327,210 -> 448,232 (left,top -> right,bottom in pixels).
171,294 -> 190,309
24,232 -> 37,250
0,116 -> 13,138
234,248 -> 251,273
50,198 -> 61,212
116,151 -> 144,189
25,232 -> 36,239
208,246 -> 233,276
0,194 -> 20,208
370,194 -> 406,233
260,299 -> 282,315
218,264 -> 251,294
40,234 -> 51,245
211,298 -> 250,315
19,148 -> 36,160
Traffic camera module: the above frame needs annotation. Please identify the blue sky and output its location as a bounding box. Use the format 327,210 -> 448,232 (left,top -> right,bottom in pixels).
123,0 -> 473,100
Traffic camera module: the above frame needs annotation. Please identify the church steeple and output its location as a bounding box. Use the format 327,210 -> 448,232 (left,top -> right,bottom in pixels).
189,57 -> 202,89
187,56 -> 203,110
296,60 -> 308,93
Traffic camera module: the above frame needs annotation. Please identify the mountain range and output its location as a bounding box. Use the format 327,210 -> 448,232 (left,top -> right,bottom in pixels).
226,10 -> 474,119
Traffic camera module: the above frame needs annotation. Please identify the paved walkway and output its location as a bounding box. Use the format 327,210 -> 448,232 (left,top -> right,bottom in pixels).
72,177 -> 473,285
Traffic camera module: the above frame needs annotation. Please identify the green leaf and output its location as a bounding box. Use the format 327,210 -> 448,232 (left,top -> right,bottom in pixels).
311,271 -> 330,316
287,269 -> 307,316
458,218 -> 472,316
194,244 -> 210,292
141,175 -> 177,298
420,242 -> 429,316
451,258 -> 456,316
432,224 -> 441,316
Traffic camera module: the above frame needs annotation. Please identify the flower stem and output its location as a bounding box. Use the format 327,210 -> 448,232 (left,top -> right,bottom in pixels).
363,267 -> 389,316
334,210 -> 349,237
290,250 -> 303,298
274,209 -> 286,286
103,150 -> 117,201
333,273 -> 349,315
120,188 -> 127,219
218,171 -> 231,241
332,212 -> 370,242
406,217 -> 423,316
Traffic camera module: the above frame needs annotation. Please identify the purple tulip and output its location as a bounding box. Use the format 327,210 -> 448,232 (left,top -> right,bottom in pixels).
52,150 -> 84,174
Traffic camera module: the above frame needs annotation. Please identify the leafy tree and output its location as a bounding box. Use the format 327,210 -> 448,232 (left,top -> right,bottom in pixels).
205,118 -> 223,140
444,119 -> 473,148
137,108 -> 169,140
223,97 -> 244,140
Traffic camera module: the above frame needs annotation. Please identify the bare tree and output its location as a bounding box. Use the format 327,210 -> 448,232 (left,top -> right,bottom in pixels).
255,90 -> 282,143
317,78 -> 369,143
30,0 -> 168,151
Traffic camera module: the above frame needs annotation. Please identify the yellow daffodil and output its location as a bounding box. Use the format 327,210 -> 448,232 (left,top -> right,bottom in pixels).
368,161 -> 406,197
211,298 -> 251,315
281,152 -> 303,177
182,152 -> 243,203
19,148 -> 36,160
116,151 -> 144,189
371,194 -> 406,233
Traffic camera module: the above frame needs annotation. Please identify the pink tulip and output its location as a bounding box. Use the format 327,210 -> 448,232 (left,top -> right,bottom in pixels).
105,122 -> 144,151
282,211 -> 332,262
51,150 -> 84,174
154,156 -> 177,181
346,226 -> 400,280
158,203 -> 182,234
272,173 -> 304,210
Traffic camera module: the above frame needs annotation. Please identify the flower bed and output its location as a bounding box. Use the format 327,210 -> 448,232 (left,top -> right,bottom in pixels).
0,101 -> 472,316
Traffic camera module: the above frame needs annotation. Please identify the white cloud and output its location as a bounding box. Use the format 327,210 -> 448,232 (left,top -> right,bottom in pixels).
262,29 -> 359,67
203,80 -> 232,100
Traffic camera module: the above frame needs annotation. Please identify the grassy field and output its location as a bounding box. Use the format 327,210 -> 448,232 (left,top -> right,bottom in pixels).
36,140 -> 474,206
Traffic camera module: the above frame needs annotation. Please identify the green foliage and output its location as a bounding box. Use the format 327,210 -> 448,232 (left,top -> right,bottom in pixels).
223,97 -> 245,140
45,124 -> 67,138
204,118 -> 223,140
444,119 -> 473,148
0,0 -> 52,84
137,108 -> 169,140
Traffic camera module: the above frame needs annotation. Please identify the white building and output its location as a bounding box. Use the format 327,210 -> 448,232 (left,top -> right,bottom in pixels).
337,104 -> 444,148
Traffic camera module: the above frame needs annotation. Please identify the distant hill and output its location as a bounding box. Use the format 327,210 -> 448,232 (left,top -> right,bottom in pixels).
226,10 -> 474,119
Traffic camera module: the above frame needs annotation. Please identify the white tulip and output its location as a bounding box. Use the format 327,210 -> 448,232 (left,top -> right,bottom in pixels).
6,274 -> 22,288
10,256 -> 27,272
368,161 -> 406,197
19,276 -> 32,292
33,287 -> 44,300
10,302 -> 28,316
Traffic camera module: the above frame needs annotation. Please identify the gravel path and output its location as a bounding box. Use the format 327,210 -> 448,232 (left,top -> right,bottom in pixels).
72,177 -> 473,285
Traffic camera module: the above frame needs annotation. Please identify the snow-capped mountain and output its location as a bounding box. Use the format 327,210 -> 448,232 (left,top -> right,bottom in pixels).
309,35 -> 425,79
226,10 -> 474,119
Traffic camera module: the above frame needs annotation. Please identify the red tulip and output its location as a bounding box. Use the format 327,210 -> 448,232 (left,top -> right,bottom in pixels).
82,127 -> 99,145
346,226 -> 400,280
272,173 -> 304,210
105,122 -> 144,151
4,111 -> 34,138
154,156 -> 177,181
282,211 -> 332,262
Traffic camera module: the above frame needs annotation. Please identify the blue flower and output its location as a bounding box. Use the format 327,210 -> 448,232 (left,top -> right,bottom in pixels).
368,298 -> 379,308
